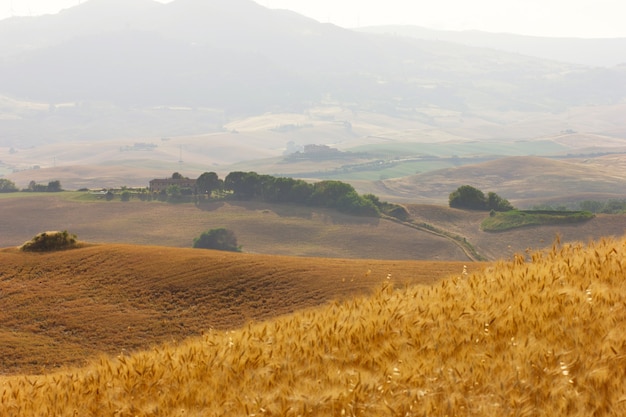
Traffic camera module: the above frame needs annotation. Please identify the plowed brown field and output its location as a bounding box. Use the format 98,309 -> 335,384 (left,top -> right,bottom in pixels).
0,244 -> 483,375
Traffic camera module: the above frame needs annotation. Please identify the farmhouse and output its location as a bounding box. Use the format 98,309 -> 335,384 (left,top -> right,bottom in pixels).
149,178 -> 197,193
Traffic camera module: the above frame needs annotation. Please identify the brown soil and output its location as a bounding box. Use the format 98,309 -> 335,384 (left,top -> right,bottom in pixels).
0,244 -> 481,375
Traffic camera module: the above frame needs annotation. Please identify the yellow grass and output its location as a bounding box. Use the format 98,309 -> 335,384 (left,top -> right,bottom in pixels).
2,236 -> 626,416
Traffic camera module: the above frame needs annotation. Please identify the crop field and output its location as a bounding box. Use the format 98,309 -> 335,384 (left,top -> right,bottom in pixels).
1,235 -> 625,416
0,243 -> 476,375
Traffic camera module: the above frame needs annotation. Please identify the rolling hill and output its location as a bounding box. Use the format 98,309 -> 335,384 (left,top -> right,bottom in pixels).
1,235 -> 625,415
376,155 -> 626,206
2,191 -> 626,265
0,194 -> 472,261
0,243 -> 475,374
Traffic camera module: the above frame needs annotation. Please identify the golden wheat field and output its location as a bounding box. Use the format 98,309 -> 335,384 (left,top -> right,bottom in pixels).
2,236 -> 626,416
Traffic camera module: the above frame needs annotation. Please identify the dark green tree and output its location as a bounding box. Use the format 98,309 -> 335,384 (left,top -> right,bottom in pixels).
0,179 -> 18,193
486,192 -> 515,211
308,180 -> 356,207
27,180 -> 48,192
47,180 -> 62,192
193,228 -> 241,252
449,185 -> 487,210
172,172 -> 184,179
224,171 -> 261,199
197,172 -> 222,196
450,185 -> 514,211
266,177 -> 313,203
336,191 -> 380,216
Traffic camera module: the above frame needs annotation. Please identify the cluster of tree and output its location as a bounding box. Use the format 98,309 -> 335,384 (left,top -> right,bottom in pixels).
196,172 -> 223,197
0,179 -> 18,193
222,171 -> 397,217
26,180 -> 63,192
193,228 -> 241,252
0,179 -> 62,193
449,185 -> 515,211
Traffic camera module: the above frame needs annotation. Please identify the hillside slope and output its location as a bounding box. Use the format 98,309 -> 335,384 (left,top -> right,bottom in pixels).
0,195 -> 470,261
0,244 -> 474,374
1,236 -> 625,415
379,155 -> 626,205
404,204 -> 626,261
2,193 -> 624,262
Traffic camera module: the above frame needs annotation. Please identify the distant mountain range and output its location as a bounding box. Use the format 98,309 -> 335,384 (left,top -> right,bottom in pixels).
0,0 -> 625,147
358,25 -> 626,68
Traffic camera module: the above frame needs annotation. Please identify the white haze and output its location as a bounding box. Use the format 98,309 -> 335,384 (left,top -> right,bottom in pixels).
1,0 -> 626,38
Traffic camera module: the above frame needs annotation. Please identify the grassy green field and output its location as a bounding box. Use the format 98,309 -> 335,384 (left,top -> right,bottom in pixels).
481,210 -> 595,232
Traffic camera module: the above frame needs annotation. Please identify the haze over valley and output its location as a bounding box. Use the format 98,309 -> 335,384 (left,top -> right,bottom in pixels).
0,0 -> 625,208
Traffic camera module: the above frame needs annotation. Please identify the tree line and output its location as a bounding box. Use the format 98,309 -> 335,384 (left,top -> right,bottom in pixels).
98,171 -> 407,219
221,171 -> 406,218
0,179 -> 62,193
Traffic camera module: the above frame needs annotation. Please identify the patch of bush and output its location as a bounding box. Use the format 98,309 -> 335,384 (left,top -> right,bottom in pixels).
449,185 -> 514,211
193,228 -> 241,252
20,230 -> 78,252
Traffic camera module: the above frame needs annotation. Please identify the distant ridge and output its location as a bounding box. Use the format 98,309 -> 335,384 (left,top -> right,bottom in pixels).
1,0 -> 624,114
358,25 -> 626,67
382,155 -> 626,204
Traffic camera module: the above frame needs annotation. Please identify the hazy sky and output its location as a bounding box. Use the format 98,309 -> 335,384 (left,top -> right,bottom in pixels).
1,0 -> 625,38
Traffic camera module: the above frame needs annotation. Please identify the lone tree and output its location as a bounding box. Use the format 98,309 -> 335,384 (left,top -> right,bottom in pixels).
449,185 -> 514,211
193,228 -> 241,252
449,185 -> 488,210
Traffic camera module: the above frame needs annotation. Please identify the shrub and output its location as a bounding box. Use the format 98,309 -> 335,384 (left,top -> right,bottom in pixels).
20,230 -> 78,252
193,228 -> 241,252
